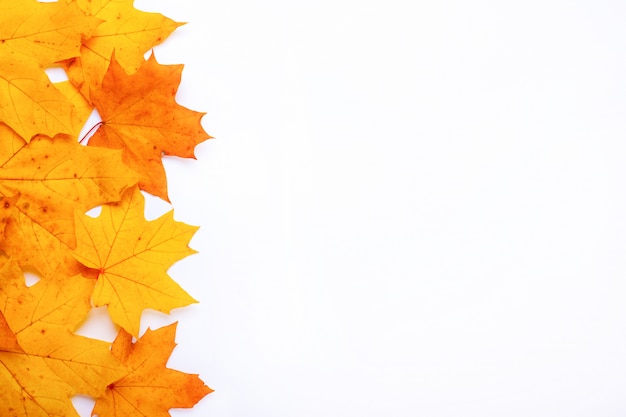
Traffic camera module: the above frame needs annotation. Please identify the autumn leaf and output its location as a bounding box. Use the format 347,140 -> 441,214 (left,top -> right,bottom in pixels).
64,0 -> 182,97
0,256 -> 94,332
0,1 -> 213,414
89,53 -> 210,200
0,123 -> 138,277
93,323 -> 212,417
0,256 -> 127,417
73,186 -> 198,337
0,59 -> 78,142
0,0 -> 100,140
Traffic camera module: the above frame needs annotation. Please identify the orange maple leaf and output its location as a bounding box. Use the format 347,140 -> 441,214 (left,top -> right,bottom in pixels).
89,53 -> 210,200
0,0 -> 100,140
0,256 -> 127,417
93,322 -> 212,417
73,186 -> 198,337
0,124 -> 138,277
64,0 -> 182,97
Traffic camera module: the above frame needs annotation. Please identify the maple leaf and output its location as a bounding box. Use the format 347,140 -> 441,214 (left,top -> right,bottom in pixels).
0,256 -> 127,417
0,255 -> 94,334
63,0 -> 182,97
0,0 -> 100,140
73,186 -> 198,337
0,1 -> 213,414
93,322 -> 212,417
0,123 -> 138,277
0,59 -> 78,142
89,53 -> 210,200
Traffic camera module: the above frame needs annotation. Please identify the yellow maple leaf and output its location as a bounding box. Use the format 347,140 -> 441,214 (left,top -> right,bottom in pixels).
0,255 -> 95,332
0,0 -> 100,140
0,256 -> 127,417
0,59 -> 77,141
93,323 -> 212,417
73,186 -> 198,337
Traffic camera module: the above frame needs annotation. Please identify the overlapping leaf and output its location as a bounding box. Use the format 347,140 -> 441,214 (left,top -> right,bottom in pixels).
0,256 -> 127,417
89,53 -> 210,200
0,1 -> 213,414
93,323 -> 212,417
0,0 -> 100,140
63,0 -> 182,98
73,186 -> 198,337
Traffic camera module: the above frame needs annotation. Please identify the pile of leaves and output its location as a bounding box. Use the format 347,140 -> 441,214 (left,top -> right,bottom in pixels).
0,1 -> 212,416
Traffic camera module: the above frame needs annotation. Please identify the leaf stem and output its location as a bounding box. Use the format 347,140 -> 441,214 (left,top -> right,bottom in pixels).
79,121 -> 104,144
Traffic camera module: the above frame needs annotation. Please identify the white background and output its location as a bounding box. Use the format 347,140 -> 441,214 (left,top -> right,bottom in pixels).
76,1 -> 626,416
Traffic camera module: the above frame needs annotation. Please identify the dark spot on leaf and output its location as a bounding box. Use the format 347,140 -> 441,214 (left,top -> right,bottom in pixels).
82,268 -> 99,280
